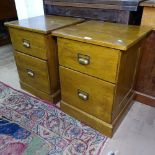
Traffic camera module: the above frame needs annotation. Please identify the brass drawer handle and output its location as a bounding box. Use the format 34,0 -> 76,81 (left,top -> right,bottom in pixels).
23,39 -> 30,48
77,90 -> 89,101
77,54 -> 90,65
26,69 -> 35,77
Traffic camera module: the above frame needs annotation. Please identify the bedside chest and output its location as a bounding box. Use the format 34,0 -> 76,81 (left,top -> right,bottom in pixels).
5,15 -> 84,103
52,21 -> 151,137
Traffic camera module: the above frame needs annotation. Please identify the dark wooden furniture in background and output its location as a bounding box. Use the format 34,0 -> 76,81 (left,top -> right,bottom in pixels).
0,0 -> 17,46
44,0 -> 144,24
135,0 -> 155,106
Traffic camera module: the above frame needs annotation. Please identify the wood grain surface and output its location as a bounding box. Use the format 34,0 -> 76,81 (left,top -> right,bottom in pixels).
9,28 -> 48,60
141,7 -> 155,30
14,51 -> 51,94
52,21 -> 151,50
58,38 -> 120,83
5,15 -> 84,34
56,21 -> 150,137
60,66 -> 115,123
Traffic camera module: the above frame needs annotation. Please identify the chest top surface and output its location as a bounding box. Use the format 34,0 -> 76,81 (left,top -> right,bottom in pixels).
5,15 -> 84,34
52,20 -> 151,50
140,0 -> 155,7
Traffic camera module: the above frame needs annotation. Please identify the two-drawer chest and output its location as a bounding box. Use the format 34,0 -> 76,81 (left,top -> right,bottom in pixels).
52,21 -> 151,137
5,15 -> 84,103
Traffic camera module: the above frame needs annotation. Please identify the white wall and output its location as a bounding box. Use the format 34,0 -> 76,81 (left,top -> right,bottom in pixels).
15,0 -> 44,20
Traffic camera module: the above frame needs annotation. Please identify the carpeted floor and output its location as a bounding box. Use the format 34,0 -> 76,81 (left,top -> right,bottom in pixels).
0,81 -> 107,155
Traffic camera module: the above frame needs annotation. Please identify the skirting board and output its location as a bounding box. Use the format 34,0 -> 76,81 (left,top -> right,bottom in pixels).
135,91 -> 155,107
20,81 -> 61,104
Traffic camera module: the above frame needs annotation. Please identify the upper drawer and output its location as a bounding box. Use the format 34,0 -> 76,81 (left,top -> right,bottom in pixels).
58,38 -> 120,83
14,51 -> 51,94
9,28 -> 47,60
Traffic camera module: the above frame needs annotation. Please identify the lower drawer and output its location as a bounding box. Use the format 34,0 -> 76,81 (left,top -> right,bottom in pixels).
15,51 -> 51,94
60,66 -> 115,123
20,82 -> 60,103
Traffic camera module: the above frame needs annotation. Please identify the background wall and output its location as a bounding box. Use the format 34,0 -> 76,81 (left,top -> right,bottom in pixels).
15,0 -> 44,20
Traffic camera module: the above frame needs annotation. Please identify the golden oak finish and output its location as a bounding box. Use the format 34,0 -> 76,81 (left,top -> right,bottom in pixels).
54,20 -> 151,137
9,28 -> 48,60
60,66 -> 115,123
58,38 -> 120,83
52,21 -> 151,50
5,15 -> 84,34
5,15 -> 84,103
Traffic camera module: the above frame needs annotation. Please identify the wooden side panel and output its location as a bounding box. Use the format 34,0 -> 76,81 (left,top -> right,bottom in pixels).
46,35 -> 60,93
113,43 -> 141,119
135,6 -> 155,104
14,51 -> 51,94
136,31 -> 155,97
141,7 -> 155,29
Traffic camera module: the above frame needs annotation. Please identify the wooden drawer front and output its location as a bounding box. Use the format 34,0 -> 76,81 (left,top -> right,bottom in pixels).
58,38 -> 120,83
15,51 -> 51,94
60,66 -> 115,123
9,28 -> 47,60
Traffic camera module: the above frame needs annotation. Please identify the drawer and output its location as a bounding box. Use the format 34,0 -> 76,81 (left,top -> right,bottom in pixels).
60,66 -> 115,123
15,51 -> 51,94
9,28 -> 47,60
58,38 -> 120,83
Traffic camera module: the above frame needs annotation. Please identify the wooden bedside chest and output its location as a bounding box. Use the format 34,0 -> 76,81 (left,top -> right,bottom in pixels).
5,15 -> 84,103
52,21 -> 151,137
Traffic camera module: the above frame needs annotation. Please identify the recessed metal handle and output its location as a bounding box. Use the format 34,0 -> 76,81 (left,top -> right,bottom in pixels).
77,90 -> 89,101
23,39 -> 30,48
26,69 -> 35,77
77,54 -> 90,65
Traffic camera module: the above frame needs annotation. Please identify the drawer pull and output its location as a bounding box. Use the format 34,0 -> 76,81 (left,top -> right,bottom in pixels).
23,40 -> 30,48
78,54 -> 90,65
26,69 -> 35,77
77,90 -> 89,101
